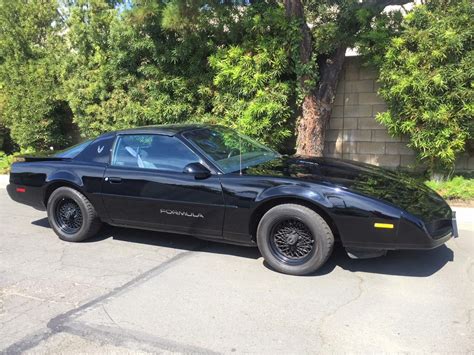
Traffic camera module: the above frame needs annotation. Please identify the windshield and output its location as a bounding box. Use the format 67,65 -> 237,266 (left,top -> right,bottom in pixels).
183,127 -> 279,173
54,139 -> 93,158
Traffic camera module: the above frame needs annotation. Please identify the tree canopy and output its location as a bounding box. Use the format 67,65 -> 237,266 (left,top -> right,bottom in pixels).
0,0 -> 472,173
0,0 -> 71,150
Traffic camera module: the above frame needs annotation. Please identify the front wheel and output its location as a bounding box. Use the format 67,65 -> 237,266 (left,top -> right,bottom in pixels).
256,204 -> 334,275
47,187 -> 102,242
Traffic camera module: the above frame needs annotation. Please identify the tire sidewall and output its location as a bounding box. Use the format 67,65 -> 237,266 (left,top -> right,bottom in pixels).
47,187 -> 92,242
257,204 -> 333,275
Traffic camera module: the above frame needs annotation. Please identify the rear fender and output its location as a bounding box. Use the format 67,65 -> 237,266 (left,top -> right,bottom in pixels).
46,170 -> 84,188
43,172 -> 85,207
44,168 -> 108,221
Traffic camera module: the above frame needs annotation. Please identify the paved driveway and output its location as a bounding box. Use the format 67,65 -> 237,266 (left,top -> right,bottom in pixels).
0,184 -> 472,353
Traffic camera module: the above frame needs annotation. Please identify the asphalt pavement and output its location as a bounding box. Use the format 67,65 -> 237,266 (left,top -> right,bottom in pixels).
0,177 -> 472,353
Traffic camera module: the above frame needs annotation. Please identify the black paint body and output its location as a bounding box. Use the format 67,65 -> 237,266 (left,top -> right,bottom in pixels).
7,125 -> 456,250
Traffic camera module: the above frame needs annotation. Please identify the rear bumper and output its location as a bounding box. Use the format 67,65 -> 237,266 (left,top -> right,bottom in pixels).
6,183 -> 46,211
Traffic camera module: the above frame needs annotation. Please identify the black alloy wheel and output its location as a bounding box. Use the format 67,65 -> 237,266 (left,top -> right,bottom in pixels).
257,204 -> 334,275
47,186 -> 102,242
55,197 -> 83,234
269,219 -> 315,265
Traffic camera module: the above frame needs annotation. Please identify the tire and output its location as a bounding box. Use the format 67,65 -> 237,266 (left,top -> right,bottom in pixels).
256,204 -> 334,275
47,186 -> 102,242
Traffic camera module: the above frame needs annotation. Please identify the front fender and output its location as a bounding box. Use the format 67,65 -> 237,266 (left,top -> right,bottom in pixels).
255,183 -> 334,209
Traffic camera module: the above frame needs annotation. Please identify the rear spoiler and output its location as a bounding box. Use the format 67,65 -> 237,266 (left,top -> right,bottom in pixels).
19,156 -> 71,163
13,154 -> 71,163
9,149 -> 74,163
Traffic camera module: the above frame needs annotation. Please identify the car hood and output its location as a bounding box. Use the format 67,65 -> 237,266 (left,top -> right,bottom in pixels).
244,156 -> 451,222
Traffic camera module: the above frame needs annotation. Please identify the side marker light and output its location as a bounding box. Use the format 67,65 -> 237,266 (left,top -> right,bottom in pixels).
374,223 -> 394,229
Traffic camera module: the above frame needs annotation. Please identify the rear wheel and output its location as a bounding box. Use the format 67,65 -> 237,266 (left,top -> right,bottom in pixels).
257,204 -> 334,275
47,187 -> 102,242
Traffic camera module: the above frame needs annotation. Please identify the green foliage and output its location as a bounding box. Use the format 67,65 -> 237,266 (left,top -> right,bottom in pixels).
0,149 -> 34,174
426,176 -> 474,200
0,0 -> 72,151
65,0 -> 295,147
356,10 -> 404,67
1,0 -> 471,167
65,0 -> 216,137
204,3 -> 296,147
306,0 -> 400,56
0,151 -> 9,174
376,0 -> 473,172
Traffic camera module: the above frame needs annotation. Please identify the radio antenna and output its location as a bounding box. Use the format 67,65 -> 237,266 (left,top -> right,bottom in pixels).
239,132 -> 242,175
238,92 -> 243,176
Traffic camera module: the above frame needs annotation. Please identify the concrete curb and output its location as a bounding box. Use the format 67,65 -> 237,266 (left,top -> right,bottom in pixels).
452,207 -> 474,225
0,174 -> 9,188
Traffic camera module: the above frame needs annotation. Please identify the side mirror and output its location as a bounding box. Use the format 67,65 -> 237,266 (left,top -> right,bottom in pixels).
183,162 -> 211,179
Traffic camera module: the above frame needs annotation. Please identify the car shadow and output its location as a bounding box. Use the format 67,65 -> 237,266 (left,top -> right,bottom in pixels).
31,217 -> 51,228
31,217 -> 260,260
32,217 -> 454,276
310,243 -> 454,277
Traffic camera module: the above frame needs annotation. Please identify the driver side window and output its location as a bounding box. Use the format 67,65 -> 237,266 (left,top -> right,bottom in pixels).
112,134 -> 200,172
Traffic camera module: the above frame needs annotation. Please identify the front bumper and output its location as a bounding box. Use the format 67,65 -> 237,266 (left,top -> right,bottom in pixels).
343,212 -> 457,251
389,211 -> 457,250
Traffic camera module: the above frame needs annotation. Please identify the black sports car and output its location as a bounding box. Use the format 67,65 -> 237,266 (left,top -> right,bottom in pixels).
7,125 -> 458,275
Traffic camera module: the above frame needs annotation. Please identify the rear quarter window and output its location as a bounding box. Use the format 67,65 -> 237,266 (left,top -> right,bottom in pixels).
75,134 -> 116,164
54,140 -> 93,158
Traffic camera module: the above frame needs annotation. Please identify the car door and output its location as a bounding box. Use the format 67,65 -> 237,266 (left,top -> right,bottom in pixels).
101,133 -> 225,238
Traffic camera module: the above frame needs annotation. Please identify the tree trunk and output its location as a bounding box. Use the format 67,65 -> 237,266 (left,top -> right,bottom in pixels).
285,0 -> 347,157
287,0 -> 412,156
296,47 -> 346,156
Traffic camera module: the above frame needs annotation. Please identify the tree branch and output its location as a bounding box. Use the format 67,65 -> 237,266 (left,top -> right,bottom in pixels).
359,0 -> 413,11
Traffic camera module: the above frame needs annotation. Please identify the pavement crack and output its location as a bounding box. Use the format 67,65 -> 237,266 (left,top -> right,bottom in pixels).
466,308 -> 474,326
102,305 -> 120,328
467,261 -> 474,283
318,272 -> 365,348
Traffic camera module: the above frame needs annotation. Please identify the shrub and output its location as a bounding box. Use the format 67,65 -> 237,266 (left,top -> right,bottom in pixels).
205,4 -> 296,148
0,0 -> 72,151
0,149 -> 34,174
65,1 -> 295,149
376,0 -> 473,173
426,176 -> 474,200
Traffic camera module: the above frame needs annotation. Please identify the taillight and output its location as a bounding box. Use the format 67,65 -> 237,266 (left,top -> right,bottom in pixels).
16,187 -> 26,193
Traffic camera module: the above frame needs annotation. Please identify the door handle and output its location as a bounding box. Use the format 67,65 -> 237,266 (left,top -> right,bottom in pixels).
105,177 -> 122,183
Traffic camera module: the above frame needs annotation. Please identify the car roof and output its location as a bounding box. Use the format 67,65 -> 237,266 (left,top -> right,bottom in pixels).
111,124 -> 214,136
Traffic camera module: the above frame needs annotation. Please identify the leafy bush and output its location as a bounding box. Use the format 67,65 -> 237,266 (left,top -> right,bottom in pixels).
377,0 -> 473,173
426,176 -> 474,200
0,0 -> 72,151
204,4 -> 296,148
0,149 -> 34,174
0,151 -> 8,174
68,2 -> 220,138
64,0 -> 295,148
